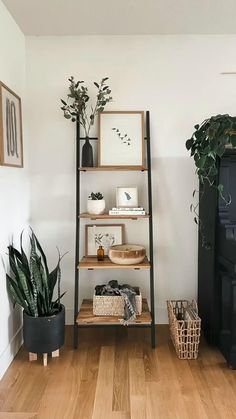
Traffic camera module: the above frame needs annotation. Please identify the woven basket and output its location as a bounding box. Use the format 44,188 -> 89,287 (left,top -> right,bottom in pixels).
93,287 -> 142,316
167,300 -> 201,360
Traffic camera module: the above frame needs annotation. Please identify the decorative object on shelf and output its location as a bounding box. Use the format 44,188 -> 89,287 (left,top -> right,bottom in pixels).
109,207 -> 146,216
116,186 -> 138,207
167,300 -> 201,360
60,76 -> 112,167
6,230 -> 66,363
108,244 -> 146,265
0,81 -> 23,167
82,136 -> 93,167
87,192 -> 105,215
94,280 -> 141,324
97,245 -> 104,261
186,114 -> 236,243
98,111 -> 144,167
85,224 -> 124,256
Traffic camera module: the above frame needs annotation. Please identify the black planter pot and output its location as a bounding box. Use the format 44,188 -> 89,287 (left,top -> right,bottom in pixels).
82,137 -> 93,167
23,305 -> 65,354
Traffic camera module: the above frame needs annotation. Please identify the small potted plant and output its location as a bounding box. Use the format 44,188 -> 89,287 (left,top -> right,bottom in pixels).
87,192 -> 105,215
6,230 -> 66,356
60,76 -> 112,167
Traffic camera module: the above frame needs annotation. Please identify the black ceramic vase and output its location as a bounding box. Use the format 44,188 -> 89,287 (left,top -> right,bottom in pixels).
82,137 -> 93,167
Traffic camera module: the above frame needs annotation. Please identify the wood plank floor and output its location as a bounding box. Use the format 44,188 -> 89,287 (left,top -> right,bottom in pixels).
1,326 -> 236,418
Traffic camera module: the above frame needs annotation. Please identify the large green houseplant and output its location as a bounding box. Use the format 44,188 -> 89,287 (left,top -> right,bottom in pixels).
186,114 -> 236,245
6,230 -> 66,354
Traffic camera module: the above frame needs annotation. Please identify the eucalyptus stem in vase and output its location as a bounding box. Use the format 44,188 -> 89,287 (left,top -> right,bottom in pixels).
60,76 -> 112,167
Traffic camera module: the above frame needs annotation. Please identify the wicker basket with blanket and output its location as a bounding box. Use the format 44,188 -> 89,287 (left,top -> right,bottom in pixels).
93,281 -> 142,323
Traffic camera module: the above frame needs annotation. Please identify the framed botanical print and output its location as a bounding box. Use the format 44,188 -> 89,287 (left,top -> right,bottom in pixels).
116,187 -> 138,207
0,82 -> 23,167
98,111 -> 144,167
85,224 -> 124,256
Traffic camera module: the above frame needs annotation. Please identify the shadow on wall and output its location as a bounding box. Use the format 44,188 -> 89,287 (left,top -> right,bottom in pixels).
7,305 -> 23,354
153,156 -> 198,305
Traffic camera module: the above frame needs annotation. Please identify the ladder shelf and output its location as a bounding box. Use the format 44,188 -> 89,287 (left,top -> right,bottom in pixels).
73,111 -> 156,348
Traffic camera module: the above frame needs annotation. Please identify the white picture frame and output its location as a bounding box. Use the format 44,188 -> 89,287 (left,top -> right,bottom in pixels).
98,111 -> 144,167
85,224 -> 124,256
116,187 -> 138,208
0,82 -> 23,167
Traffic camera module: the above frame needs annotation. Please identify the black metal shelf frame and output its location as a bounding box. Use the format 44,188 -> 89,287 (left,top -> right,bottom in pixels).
73,111 -> 156,348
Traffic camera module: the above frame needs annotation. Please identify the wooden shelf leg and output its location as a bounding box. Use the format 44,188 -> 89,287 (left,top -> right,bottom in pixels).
29,352 -> 37,362
51,349 -> 59,358
43,353 -> 48,366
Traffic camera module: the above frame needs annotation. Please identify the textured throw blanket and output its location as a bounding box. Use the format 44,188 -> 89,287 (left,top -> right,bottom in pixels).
95,280 -> 138,325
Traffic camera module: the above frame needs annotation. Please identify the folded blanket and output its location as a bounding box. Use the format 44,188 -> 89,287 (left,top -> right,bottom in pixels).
95,280 -> 138,325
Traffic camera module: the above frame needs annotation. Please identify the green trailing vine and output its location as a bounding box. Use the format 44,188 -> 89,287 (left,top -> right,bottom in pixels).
186,114 -> 236,246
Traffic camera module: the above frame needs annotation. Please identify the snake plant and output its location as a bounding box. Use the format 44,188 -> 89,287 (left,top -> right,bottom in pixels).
6,230 -> 65,317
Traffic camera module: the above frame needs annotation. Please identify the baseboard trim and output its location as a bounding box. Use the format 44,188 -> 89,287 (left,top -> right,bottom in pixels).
0,326 -> 23,380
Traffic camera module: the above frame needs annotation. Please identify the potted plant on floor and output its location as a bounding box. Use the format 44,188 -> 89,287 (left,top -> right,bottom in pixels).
6,230 -> 66,356
60,76 -> 112,167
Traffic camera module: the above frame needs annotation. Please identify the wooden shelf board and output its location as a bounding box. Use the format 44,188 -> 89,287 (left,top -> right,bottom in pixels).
78,256 -> 150,270
76,298 -> 152,326
79,166 -> 148,172
79,212 -> 150,220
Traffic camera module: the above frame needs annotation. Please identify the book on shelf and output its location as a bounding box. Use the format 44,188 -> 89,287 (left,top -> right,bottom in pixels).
109,209 -> 146,215
112,207 -> 144,211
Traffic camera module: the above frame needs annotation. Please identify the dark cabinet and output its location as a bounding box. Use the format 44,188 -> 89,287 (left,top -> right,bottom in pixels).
198,149 -> 236,367
219,269 -> 236,367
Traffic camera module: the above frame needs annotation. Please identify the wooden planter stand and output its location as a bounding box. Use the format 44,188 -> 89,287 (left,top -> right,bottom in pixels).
29,349 -> 60,366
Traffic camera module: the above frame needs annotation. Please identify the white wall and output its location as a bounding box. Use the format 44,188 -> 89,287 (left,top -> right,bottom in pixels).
0,1 -> 29,379
26,35 -> 236,325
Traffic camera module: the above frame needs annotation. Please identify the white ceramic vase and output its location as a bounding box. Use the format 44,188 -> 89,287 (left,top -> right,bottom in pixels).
87,199 -> 105,215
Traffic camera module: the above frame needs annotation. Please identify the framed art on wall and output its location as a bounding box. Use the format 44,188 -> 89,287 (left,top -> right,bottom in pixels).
85,224 -> 124,256
0,82 -> 23,167
98,111 -> 144,167
116,187 -> 138,207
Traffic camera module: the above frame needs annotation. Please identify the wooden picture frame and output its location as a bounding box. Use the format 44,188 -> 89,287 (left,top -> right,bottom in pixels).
116,187 -> 138,207
98,111 -> 144,168
0,81 -> 23,167
85,224 -> 124,256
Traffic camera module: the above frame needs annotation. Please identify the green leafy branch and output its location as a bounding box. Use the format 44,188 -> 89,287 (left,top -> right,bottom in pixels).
60,76 -> 112,137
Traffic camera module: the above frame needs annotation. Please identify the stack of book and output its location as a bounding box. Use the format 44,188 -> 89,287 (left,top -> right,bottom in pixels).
109,207 -> 146,215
